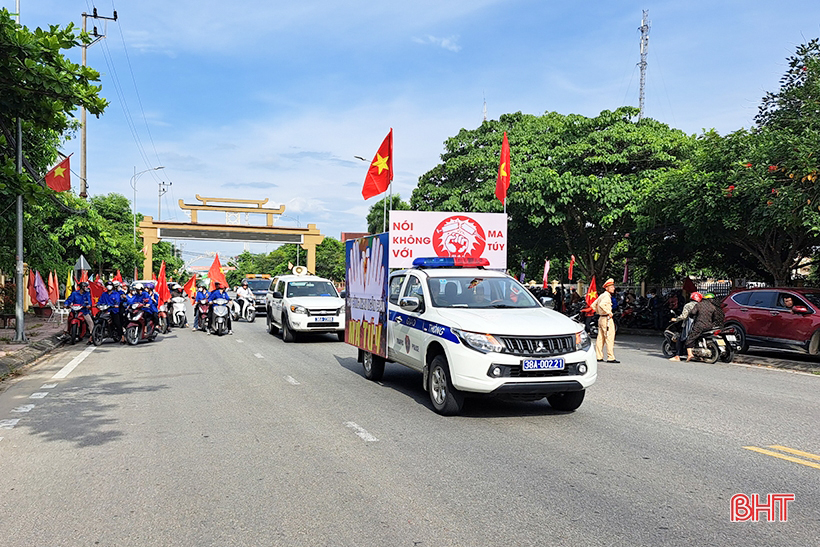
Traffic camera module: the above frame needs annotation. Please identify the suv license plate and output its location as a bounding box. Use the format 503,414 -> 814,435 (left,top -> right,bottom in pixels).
522,358 -> 565,371
312,316 -> 333,322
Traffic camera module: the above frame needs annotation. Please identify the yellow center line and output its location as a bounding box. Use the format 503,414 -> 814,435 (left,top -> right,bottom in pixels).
743,446 -> 820,470
767,445 -> 820,461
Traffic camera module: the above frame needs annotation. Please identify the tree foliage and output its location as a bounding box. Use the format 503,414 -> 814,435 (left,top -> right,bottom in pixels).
226,238 -> 346,286
366,194 -> 410,234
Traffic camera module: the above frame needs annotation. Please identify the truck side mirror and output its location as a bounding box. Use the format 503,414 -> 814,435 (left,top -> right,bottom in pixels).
339,290 -> 347,299
399,296 -> 421,312
272,291 -> 283,299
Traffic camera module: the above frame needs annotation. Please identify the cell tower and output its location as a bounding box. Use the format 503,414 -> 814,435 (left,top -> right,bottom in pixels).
638,9 -> 650,120
483,94 -> 487,122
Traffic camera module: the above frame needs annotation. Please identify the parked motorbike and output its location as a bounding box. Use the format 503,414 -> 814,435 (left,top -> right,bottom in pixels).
230,297 -> 256,323
210,297 -> 230,336
92,304 -> 117,346
67,304 -> 90,345
196,299 -> 210,332
125,302 -> 157,345
168,296 -> 187,328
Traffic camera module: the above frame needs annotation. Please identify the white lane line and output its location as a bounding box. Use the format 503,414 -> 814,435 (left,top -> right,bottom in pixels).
29,392 -> 48,399
236,339 -> 244,343
11,404 -> 35,413
0,419 -> 21,430
41,383 -> 58,389
52,346 -> 97,379
284,375 -> 300,385
254,353 -> 264,359
344,421 -> 379,442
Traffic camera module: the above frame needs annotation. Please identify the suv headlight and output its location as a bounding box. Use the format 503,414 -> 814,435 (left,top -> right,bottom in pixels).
576,330 -> 591,350
452,328 -> 504,353
290,304 -> 308,314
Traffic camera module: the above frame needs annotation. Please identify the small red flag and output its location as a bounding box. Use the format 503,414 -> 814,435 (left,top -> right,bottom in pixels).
89,280 -> 104,315
542,259 -> 550,289
495,132 -> 511,205
114,270 -> 123,283
45,156 -> 71,192
208,254 -> 229,291
585,276 -> 598,307
362,129 -> 393,200
183,274 -> 198,304
568,255 -> 575,281
157,261 -> 171,307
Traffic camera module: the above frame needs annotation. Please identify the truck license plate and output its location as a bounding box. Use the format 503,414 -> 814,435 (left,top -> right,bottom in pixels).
522,358 -> 565,371
312,316 -> 333,322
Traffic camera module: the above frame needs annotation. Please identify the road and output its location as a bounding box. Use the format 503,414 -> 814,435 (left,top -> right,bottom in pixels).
1,320 -> 818,546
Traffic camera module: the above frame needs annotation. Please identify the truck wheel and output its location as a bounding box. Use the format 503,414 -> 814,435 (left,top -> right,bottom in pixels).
281,314 -> 295,343
92,324 -> 104,346
547,390 -> 585,411
428,355 -> 464,415
266,312 -> 279,335
362,351 -> 385,381
336,331 -> 345,342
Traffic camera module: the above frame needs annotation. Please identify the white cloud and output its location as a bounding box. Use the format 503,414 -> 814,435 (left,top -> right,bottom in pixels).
412,35 -> 462,52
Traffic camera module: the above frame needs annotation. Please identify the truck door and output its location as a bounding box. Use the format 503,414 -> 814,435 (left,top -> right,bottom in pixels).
392,274 -> 426,371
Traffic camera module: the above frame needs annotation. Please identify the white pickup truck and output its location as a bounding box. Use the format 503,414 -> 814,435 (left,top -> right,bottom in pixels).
346,252 -> 597,415
264,274 -> 345,342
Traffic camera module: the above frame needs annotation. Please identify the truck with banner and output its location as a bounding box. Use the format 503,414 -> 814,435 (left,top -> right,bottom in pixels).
345,213 -> 597,416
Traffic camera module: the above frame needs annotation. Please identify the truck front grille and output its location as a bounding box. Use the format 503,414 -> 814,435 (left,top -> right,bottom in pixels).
498,335 -> 575,356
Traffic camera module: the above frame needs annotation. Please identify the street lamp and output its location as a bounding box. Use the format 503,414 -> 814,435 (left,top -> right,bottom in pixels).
131,166 -> 164,278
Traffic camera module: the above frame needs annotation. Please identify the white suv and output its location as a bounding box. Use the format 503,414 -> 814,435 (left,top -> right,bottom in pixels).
360,262 -> 597,414
265,274 -> 345,342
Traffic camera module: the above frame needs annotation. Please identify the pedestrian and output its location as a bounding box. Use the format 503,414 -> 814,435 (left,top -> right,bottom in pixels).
593,278 -> 619,363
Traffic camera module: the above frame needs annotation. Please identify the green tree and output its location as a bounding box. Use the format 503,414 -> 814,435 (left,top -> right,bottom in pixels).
226,238 -> 346,285
366,194 -> 411,233
152,241 -> 183,280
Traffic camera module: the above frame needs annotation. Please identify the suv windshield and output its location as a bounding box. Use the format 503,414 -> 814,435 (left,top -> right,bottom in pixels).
427,276 -> 539,309
286,280 -> 338,298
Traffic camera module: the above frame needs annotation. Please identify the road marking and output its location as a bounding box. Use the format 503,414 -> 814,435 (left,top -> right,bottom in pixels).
344,421 -> 378,442
767,445 -> 820,462
0,419 -> 20,430
29,392 -> 48,399
53,346 -> 96,379
744,446 -> 820,470
254,353 -> 264,359
237,339 -> 244,343
11,404 -> 35,413
284,375 -> 300,385
41,383 -> 57,389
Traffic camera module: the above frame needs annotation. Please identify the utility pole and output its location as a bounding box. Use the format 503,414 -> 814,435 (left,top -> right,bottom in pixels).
638,9 -> 650,121
79,7 -> 117,198
13,0 -> 25,342
157,180 -> 172,221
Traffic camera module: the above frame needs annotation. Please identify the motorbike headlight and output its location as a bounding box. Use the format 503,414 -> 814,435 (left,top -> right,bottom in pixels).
576,330 -> 591,350
452,328 -> 504,354
289,304 -> 308,314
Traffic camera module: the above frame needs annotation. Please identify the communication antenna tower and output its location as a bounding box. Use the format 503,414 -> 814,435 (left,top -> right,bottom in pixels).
483,94 -> 487,122
638,9 -> 650,120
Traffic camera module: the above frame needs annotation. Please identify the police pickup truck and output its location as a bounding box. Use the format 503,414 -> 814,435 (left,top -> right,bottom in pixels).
349,256 -> 597,415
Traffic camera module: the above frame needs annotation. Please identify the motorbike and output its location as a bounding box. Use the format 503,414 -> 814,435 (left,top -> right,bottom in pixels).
67,304 -> 90,345
196,299 -> 210,332
678,327 -> 739,363
570,310 -> 599,337
210,297 -> 230,336
125,301 -> 157,345
158,302 -> 170,334
168,296 -> 187,328
92,304 -> 117,346
230,297 -> 256,323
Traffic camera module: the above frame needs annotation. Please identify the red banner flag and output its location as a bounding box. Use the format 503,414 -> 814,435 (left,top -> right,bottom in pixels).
585,276 -> 598,307
495,132 -> 511,205
542,259 -> 550,289
208,254 -> 229,291
156,261 -> 171,307
568,255 -> 575,281
89,280 -> 105,315
183,274 -> 198,304
45,156 -> 71,192
361,129 -> 393,200
114,270 -> 123,283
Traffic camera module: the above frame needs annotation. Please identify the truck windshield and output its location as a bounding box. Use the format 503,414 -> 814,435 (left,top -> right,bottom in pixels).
245,279 -> 270,291
427,276 -> 540,309
286,281 -> 338,298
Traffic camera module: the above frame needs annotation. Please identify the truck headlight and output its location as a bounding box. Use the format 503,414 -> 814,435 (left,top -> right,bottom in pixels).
576,330 -> 591,350
290,304 -> 308,314
452,328 -> 504,354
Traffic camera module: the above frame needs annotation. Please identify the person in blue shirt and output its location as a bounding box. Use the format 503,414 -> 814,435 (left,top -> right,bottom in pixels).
207,281 -> 232,335
128,282 -> 157,332
192,283 -> 210,331
62,281 -> 94,341
97,281 -> 123,341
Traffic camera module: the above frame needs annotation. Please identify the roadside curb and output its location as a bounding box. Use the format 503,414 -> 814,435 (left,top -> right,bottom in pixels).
0,334 -> 65,379
731,355 -> 820,374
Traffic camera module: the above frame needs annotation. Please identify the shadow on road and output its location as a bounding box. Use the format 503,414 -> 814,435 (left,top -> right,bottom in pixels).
18,372 -> 168,449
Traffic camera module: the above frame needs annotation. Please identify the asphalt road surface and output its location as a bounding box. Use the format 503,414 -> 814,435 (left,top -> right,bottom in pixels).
1,319 -> 818,546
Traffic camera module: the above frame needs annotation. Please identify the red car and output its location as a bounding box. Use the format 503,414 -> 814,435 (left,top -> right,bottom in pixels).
722,288 -> 820,354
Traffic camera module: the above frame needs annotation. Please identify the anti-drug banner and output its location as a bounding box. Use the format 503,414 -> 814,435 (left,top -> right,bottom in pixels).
345,233 -> 389,358
388,211 -> 507,269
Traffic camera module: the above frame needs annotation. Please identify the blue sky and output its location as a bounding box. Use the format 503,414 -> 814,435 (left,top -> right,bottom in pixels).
7,0 -> 820,267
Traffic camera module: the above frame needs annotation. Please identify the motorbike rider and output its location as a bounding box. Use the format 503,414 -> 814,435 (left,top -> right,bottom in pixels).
236,279 -> 254,319
128,282 -> 157,333
685,292 -> 724,361
97,281 -> 123,341
192,282 -> 210,331
207,281 -> 233,335
62,281 -> 94,342
668,292 -> 702,361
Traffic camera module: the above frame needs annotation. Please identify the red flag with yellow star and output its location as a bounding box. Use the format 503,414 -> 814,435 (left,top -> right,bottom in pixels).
362,129 -> 393,200
495,132 -> 510,205
45,156 -> 71,192
208,254 -> 229,291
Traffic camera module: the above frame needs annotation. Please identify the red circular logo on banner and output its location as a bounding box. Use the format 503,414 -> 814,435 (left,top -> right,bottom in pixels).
432,215 -> 486,258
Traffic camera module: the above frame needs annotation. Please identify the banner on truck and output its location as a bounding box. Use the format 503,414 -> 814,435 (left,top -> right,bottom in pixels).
345,233 -> 389,358
388,211 -> 507,269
